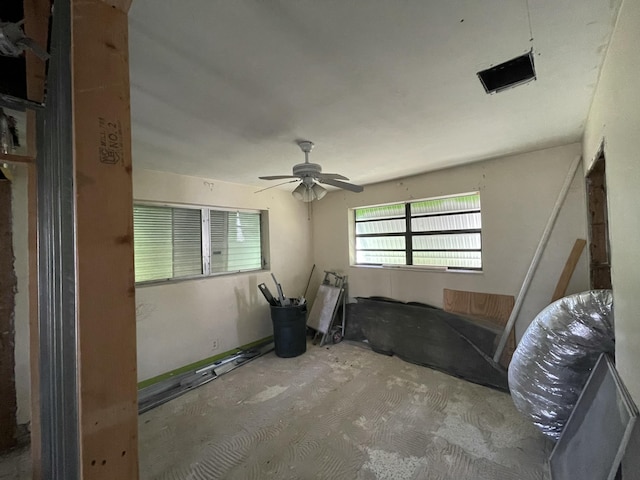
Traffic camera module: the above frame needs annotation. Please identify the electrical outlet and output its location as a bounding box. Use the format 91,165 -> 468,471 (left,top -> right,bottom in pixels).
212,338 -> 219,352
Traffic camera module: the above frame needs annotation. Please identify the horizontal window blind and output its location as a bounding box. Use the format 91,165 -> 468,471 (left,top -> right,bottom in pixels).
354,192 -> 482,270
172,208 -> 203,278
134,204 -> 263,283
133,205 -> 173,282
211,211 -> 262,273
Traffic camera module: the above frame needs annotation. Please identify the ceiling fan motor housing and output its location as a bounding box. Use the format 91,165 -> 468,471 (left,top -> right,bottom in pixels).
293,162 -> 322,178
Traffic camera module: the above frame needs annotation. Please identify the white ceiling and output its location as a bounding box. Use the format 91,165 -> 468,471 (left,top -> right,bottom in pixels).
129,0 -> 620,188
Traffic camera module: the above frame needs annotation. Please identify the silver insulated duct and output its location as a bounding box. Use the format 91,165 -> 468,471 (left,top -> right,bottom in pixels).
508,290 -> 615,440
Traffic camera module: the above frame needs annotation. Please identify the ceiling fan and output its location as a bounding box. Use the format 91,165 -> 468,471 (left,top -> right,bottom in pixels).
259,141 -> 364,202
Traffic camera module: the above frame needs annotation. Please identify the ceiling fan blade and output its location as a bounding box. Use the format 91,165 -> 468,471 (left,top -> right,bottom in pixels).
259,175 -> 299,180
319,178 -> 364,193
254,179 -> 299,193
316,172 -> 349,181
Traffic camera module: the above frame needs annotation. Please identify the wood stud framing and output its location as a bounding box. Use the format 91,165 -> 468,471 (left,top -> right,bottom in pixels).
587,154 -> 612,290
21,0 -> 139,477
71,0 -> 139,477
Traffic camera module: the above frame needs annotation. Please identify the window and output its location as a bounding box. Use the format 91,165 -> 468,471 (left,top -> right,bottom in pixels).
133,204 -> 264,283
354,192 -> 482,270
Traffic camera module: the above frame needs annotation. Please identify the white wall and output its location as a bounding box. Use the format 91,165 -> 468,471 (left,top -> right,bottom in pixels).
134,169 -> 313,382
9,165 -> 30,426
583,0 -> 640,403
311,143 -> 589,341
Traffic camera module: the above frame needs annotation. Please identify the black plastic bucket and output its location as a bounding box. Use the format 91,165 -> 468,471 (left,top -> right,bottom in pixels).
270,304 -> 307,358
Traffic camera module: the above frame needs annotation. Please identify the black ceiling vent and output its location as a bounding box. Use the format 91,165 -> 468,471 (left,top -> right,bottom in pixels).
477,51 -> 536,94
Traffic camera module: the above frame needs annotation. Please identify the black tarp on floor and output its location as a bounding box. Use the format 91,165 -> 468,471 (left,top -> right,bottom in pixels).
345,297 -> 509,391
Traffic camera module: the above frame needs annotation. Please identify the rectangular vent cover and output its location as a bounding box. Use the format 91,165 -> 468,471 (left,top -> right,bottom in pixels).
478,51 -> 536,94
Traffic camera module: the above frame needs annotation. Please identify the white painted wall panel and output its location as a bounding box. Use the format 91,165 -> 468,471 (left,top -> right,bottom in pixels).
311,143 -> 589,342
133,169 -> 312,381
583,0 -> 640,404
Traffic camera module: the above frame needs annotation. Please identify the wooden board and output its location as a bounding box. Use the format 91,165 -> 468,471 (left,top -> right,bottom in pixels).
443,289 -> 516,369
0,179 -> 17,453
24,0 -> 51,104
551,239 -> 587,302
307,285 -> 342,335
72,1 -> 139,478
99,0 -> 132,12
27,161 -> 41,480
443,289 -> 514,328
23,0 -> 43,460
587,154 -> 612,289
0,153 -> 35,165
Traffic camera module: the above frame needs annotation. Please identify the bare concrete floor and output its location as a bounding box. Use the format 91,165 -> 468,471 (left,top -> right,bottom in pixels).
139,341 -> 551,479
0,341 -> 551,479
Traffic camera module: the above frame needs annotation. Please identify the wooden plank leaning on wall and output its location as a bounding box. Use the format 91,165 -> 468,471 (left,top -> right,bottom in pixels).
551,239 -> 587,303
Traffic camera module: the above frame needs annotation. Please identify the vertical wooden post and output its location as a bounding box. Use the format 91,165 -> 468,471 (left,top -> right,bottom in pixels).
71,0 -> 138,478
27,160 -> 41,480
0,177 -> 17,453
24,0 -> 50,474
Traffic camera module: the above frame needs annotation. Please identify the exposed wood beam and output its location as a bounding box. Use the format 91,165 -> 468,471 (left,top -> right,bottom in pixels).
27,160 -> 41,480
0,179 -> 18,453
0,153 -> 36,165
23,0 -> 47,469
23,0 -> 51,104
71,0 -> 139,477
98,0 -> 132,13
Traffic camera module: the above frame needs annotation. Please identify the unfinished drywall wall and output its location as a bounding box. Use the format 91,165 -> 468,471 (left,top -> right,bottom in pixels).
10,165 -> 30,427
312,143 -> 588,341
133,169 -> 313,382
583,0 -> 640,404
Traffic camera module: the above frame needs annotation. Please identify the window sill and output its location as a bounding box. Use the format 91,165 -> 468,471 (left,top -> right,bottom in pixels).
135,268 -> 266,288
349,264 -> 483,275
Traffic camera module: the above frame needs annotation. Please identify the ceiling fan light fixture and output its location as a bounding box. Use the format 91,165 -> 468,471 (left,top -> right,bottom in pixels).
311,183 -> 327,200
292,183 -> 309,201
292,182 -> 326,202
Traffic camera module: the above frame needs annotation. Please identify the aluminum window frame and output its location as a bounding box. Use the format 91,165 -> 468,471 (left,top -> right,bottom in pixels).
133,201 -> 266,285
353,192 -> 483,271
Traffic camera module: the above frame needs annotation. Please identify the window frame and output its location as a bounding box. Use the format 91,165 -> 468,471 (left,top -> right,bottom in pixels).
352,192 -> 482,272
133,201 -> 267,285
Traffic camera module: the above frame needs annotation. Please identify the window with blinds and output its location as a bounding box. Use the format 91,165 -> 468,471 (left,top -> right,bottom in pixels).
354,192 -> 482,270
210,211 -> 262,274
133,204 -> 263,283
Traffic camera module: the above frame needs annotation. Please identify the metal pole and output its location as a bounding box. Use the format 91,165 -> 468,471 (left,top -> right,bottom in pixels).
37,0 -> 80,477
493,155 -> 582,363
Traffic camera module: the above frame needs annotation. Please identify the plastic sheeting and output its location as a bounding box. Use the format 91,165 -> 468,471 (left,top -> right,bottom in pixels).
508,290 -> 614,440
346,297 -> 509,391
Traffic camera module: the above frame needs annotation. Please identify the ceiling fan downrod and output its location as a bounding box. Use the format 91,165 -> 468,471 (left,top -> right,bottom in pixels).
298,140 -> 314,164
